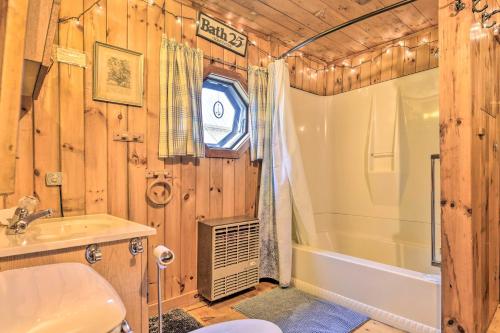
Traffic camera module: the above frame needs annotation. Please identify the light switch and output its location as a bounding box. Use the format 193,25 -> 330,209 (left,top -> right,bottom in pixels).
45,172 -> 62,186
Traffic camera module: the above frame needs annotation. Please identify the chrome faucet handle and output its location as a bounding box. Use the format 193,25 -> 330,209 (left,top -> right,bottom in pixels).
17,196 -> 39,212
11,207 -> 29,223
6,208 -> 53,235
23,209 -> 53,224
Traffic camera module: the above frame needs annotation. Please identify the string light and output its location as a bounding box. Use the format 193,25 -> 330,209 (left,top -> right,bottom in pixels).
58,0 -> 101,24
319,40 -> 437,76
57,0 -> 437,78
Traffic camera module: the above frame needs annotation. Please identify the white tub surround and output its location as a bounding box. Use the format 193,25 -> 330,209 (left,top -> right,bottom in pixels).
367,83 -> 402,205
292,245 -> 441,333
0,214 -> 156,258
291,68 -> 440,274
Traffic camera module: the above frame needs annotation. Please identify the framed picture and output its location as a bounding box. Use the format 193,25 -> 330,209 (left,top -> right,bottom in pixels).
93,41 -> 144,107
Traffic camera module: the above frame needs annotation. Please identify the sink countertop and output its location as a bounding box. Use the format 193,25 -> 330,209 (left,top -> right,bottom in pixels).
0,214 -> 156,258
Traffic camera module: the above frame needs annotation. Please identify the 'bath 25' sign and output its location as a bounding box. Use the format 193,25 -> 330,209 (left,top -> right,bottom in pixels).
196,12 -> 248,57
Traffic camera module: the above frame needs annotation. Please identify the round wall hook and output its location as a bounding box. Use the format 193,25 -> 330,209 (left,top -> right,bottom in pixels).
146,174 -> 173,205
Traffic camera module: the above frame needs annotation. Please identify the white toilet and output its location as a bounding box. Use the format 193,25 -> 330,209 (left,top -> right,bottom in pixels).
0,263 -> 129,333
0,262 -> 282,333
191,319 -> 282,333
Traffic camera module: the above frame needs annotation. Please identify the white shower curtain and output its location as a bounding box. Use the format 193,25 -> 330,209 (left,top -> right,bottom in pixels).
258,59 -> 318,287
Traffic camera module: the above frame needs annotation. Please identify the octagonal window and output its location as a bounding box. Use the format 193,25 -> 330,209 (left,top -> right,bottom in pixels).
202,72 -> 248,152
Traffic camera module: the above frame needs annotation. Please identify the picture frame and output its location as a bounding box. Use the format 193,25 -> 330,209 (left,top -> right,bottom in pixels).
93,41 -> 144,107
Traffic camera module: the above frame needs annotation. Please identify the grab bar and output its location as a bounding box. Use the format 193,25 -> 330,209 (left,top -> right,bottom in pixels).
430,154 -> 441,267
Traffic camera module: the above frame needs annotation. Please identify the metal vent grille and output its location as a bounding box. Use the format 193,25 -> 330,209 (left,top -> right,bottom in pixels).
213,267 -> 259,299
214,222 -> 259,269
211,221 -> 260,300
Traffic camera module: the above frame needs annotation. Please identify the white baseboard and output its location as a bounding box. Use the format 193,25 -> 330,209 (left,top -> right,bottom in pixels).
292,278 -> 440,333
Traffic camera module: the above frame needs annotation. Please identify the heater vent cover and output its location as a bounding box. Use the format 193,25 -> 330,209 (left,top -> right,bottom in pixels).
198,217 -> 260,301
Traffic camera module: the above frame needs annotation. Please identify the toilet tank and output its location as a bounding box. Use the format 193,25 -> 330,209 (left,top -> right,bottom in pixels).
198,217 -> 260,301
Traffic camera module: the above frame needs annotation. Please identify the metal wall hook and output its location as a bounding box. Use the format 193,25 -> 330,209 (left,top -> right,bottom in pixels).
473,0 -> 488,13
454,0 -> 466,12
482,8 -> 500,28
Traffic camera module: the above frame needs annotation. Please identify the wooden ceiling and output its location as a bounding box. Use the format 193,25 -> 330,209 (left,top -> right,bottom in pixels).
190,0 -> 438,62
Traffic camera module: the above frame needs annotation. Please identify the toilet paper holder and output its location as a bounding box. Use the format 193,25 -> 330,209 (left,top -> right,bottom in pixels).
154,245 -> 175,333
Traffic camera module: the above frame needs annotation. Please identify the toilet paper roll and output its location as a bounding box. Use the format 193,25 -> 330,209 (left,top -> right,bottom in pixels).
154,245 -> 175,269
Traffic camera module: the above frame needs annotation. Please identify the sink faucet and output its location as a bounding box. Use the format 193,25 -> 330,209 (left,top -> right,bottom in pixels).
6,207 -> 53,235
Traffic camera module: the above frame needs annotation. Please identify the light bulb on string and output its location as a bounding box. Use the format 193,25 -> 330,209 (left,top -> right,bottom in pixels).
95,2 -> 103,14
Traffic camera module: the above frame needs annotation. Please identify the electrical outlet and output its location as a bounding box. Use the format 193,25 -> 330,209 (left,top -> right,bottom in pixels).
45,172 -> 62,186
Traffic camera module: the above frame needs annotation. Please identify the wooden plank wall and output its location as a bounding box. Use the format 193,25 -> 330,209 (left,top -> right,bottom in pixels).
320,25 -> 438,96
0,0 -> 29,194
1,0 -> 325,308
2,0 -> 442,312
439,0 -> 499,332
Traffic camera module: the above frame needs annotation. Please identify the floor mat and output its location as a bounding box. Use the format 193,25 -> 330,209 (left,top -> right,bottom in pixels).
149,308 -> 203,333
233,287 -> 369,333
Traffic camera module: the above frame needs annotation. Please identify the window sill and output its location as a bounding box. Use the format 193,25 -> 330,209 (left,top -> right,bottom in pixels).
204,137 -> 249,159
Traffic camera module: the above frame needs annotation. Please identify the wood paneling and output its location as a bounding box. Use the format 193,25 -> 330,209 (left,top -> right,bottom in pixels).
8,0 -> 305,309
192,0 -> 437,62
439,0 -> 499,332
0,239 -> 148,332
8,0 -> 440,314
322,26 -> 438,96
23,0 -> 60,98
0,0 -> 29,195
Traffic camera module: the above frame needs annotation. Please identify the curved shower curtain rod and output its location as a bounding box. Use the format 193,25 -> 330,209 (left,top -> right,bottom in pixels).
278,0 -> 417,60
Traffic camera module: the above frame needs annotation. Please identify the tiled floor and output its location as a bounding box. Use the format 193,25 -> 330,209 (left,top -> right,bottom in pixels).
184,282 -> 405,332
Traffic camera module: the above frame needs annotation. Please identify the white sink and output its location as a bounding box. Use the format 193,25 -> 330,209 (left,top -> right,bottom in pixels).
29,219 -> 114,241
0,263 -> 126,333
0,214 -> 156,258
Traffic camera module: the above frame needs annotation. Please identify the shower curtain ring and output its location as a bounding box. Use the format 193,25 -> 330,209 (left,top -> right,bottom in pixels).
481,9 -> 500,28
473,0 -> 488,13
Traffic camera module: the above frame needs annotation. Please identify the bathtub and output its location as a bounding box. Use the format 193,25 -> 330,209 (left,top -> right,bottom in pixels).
292,244 -> 441,333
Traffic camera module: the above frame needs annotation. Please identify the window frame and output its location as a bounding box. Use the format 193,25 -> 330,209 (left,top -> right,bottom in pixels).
202,65 -> 249,159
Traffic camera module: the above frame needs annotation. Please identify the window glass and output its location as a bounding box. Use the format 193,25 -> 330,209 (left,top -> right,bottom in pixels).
202,74 -> 248,150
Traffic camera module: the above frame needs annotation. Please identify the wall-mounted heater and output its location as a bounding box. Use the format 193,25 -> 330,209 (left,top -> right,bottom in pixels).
197,216 -> 260,301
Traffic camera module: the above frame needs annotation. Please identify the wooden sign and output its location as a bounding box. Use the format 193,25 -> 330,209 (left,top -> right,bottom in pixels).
196,12 -> 248,57
54,46 -> 87,68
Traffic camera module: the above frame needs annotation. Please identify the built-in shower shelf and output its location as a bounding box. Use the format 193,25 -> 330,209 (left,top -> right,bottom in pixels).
370,152 -> 394,158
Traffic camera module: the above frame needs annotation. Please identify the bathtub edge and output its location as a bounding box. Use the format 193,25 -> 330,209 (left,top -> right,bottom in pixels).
292,277 -> 441,333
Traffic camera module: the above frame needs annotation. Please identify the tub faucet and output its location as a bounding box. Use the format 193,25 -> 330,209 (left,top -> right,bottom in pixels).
6,207 -> 53,235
